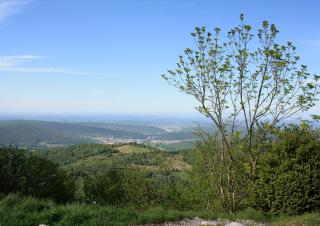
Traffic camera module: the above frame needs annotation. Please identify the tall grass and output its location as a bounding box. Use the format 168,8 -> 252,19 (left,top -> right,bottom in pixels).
0,194 -> 195,226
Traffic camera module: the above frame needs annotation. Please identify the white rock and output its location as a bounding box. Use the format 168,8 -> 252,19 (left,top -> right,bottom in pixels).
225,222 -> 244,226
39,224 -> 47,226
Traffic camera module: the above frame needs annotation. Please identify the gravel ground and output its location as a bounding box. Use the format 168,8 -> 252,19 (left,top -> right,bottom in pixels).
140,217 -> 266,226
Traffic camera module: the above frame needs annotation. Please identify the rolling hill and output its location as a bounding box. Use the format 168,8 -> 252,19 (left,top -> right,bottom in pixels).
34,143 -> 193,175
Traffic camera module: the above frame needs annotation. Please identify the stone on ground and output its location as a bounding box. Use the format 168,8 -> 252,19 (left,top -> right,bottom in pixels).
225,222 -> 244,226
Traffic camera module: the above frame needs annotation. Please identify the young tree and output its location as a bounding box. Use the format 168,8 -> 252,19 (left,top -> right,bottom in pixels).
162,14 -> 319,212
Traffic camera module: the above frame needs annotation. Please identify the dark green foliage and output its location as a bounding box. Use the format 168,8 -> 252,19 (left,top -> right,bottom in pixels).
0,147 -> 75,202
146,174 -> 187,210
178,149 -> 195,165
35,144 -> 116,166
251,125 -> 320,215
84,168 -> 125,206
116,151 -> 164,166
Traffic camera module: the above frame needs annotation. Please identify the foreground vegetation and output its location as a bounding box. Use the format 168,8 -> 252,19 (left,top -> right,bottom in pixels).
1,123 -> 320,225
1,194 -> 320,226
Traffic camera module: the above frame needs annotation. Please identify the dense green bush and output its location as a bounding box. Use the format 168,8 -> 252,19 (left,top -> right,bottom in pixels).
0,147 -> 75,202
83,166 -> 189,209
84,168 -> 126,206
251,125 -> 320,215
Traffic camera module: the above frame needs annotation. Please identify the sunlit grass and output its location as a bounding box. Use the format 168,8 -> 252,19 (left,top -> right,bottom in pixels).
270,212 -> 320,226
116,144 -> 153,154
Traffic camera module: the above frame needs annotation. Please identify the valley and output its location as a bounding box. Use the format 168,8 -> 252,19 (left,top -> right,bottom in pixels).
0,119 -> 209,150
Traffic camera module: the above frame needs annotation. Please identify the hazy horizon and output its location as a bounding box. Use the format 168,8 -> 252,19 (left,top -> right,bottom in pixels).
0,111 -> 211,123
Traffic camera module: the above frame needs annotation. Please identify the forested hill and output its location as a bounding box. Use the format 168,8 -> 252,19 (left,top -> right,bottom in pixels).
0,120 -> 166,148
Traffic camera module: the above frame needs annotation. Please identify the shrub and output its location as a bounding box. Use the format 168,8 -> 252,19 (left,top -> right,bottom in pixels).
0,147 -> 75,202
251,124 -> 320,215
84,168 -> 125,206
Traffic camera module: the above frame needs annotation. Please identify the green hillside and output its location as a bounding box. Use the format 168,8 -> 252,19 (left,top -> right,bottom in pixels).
35,143 -> 192,175
33,143 -> 116,165
0,120 -> 90,148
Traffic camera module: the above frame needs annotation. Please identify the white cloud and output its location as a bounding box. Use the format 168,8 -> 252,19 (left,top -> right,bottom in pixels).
0,54 -> 102,76
0,0 -> 33,22
0,55 -> 43,67
0,66 -> 102,76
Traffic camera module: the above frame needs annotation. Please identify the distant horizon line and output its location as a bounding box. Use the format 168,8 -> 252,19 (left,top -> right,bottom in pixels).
0,112 -> 210,122
0,112 -> 202,116
0,111 -> 315,123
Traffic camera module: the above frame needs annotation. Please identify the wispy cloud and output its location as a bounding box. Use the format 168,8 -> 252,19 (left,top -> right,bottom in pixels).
0,55 -> 42,67
0,54 -> 102,76
0,66 -> 103,76
0,0 -> 33,22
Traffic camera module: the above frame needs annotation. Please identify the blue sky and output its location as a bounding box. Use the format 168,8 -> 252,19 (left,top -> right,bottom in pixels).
0,0 -> 319,114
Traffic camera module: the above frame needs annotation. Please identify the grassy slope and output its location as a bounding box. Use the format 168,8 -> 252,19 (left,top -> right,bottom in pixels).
116,144 -> 153,153
149,140 -> 196,151
270,213 -> 320,226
